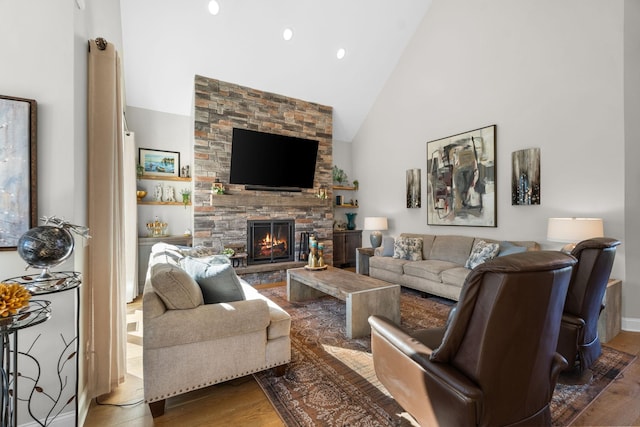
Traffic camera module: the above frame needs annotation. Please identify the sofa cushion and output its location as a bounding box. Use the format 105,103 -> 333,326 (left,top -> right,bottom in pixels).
465,240 -> 500,269
441,267 -> 472,288
393,236 -> 423,261
180,256 -> 246,304
498,241 -> 528,257
370,256 -> 409,275
150,263 -> 204,309
404,260 -> 461,283
429,235 -> 475,265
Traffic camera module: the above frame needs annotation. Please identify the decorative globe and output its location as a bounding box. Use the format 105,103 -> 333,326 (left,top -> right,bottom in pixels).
17,226 -> 75,277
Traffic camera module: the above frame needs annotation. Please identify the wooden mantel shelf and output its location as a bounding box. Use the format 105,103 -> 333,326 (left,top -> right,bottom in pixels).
210,194 -> 330,208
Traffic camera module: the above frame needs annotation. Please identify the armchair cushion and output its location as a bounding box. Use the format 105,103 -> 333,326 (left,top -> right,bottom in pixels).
150,263 -> 204,310
464,240 -> 499,269
393,236 -> 423,261
180,256 -> 246,304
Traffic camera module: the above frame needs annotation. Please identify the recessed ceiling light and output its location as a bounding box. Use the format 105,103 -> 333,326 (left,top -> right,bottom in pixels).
283,28 -> 294,41
336,48 -> 346,60
208,0 -> 220,15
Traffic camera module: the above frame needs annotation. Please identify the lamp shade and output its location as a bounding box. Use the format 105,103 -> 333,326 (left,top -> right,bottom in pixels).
547,218 -> 604,243
363,217 -> 388,231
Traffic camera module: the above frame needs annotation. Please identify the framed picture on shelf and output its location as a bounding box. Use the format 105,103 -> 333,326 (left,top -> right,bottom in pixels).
139,148 -> 180,178
426,125 -> 496,227
0,95 -> 37,250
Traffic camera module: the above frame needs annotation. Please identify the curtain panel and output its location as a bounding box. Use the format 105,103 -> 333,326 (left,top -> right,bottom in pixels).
87,38 -> 127,397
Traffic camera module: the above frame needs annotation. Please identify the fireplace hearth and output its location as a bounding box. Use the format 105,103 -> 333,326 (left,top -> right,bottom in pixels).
247,219 -> 295,265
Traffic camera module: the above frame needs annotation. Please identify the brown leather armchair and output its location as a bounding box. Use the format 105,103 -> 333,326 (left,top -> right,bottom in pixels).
557,237 -> 621,375
368,251 -> 576,427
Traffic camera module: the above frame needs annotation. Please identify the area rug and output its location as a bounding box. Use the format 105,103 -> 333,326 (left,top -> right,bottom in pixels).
254,286 -> 636,427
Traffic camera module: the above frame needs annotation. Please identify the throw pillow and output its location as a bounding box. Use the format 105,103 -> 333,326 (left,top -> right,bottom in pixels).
180,256 -> 246,304
465,240 -> 500,269
498,241 -> 527,257
392,237 -> 423,261
150,263 -> 204,309
382,237 -> 395,257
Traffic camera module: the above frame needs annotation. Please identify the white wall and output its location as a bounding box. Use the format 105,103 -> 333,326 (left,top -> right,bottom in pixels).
623,0 -> 640,329
352,0 -> 637,323
2,0 -> 81,424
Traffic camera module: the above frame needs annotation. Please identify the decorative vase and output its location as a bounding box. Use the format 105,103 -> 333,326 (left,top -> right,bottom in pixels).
345,212 -> 357,230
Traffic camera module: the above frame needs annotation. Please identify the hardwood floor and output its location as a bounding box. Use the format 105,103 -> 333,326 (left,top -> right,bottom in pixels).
83,285 -> 640,426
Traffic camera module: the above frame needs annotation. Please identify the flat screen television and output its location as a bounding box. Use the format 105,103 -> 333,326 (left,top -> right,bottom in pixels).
229,128 -> 319,191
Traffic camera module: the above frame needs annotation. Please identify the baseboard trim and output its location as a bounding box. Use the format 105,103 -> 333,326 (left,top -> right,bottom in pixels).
622,317 -> 640,332
19,411 -> 75,427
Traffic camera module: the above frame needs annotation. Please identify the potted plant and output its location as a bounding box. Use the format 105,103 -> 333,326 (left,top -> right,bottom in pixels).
180,188 -> 191,208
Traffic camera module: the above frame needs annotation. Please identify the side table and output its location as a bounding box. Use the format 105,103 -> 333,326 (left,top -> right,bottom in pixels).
0,301 -> 52,427
598,278 -> 622,343
356,247 -> 376,275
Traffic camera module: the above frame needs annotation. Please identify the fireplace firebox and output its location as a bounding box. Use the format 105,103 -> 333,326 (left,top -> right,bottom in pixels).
247,219 -> 295,265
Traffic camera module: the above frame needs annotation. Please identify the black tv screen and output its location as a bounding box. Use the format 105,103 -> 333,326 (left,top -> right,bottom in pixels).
229,128 -> 319,190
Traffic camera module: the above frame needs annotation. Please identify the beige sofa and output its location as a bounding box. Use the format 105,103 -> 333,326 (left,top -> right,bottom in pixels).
369,233 -> 539,301
143,243 -> 291,417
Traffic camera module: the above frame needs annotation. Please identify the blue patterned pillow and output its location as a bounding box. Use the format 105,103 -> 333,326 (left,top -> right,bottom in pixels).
392,237 -> 423,261
465,240 -> 500,269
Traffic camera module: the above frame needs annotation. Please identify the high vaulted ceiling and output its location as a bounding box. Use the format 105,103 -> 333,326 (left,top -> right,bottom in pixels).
120,0 -> 432,142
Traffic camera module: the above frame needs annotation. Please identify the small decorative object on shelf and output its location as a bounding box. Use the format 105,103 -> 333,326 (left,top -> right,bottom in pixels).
136,190 -> 147,201
316,187 -> 327,199
0,283 -> 31,318
181,164 -> 191,178
17,216 -> 90,281
180,188 -> 191,208
345,212 -> 357,230
212,182 -> 225,195
146,216 -> 168,237
222,248 -> 235,257
352,179 -> 359,190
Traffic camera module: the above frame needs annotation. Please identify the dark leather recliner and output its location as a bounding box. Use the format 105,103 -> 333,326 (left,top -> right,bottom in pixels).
368,251 -> 576,427
556,237 -> 621,374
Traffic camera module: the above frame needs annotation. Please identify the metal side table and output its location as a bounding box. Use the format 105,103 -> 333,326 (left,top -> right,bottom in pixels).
0,301 -> 52,427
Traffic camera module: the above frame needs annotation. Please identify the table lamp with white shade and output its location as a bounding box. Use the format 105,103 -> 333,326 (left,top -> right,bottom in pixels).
547,217 -> 604,253
364,217 -> 388,248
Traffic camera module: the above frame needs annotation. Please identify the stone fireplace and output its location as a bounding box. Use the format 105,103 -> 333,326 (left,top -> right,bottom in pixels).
192,75 -> 334,284
247,219 -> 295,265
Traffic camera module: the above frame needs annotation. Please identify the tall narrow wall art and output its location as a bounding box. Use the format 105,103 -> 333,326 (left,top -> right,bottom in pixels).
406,168 -> 421,208
512,148 -> 540,205
426,125 -> 496,227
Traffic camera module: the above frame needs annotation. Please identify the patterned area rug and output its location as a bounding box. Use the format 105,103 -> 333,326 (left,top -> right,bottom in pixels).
254,286 -> 636,427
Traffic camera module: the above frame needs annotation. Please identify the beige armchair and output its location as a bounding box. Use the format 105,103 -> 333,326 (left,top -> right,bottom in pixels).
143,245 -> 291,417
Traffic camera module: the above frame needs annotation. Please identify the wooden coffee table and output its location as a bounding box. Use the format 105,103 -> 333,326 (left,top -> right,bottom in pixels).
287,266 -> 401,338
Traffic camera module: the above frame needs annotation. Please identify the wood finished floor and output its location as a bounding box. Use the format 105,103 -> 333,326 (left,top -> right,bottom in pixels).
83,283 -> 640,426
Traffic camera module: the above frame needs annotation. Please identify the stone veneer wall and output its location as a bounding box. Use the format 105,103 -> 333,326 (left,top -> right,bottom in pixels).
192,75 -> 334,284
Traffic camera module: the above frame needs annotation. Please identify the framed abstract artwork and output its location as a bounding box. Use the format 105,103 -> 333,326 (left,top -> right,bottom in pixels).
139,148 -> 180,178
512,148 -> 540,205
426,125 -> 496,227
0,95 -> 37,250
406,168 -> 421,208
